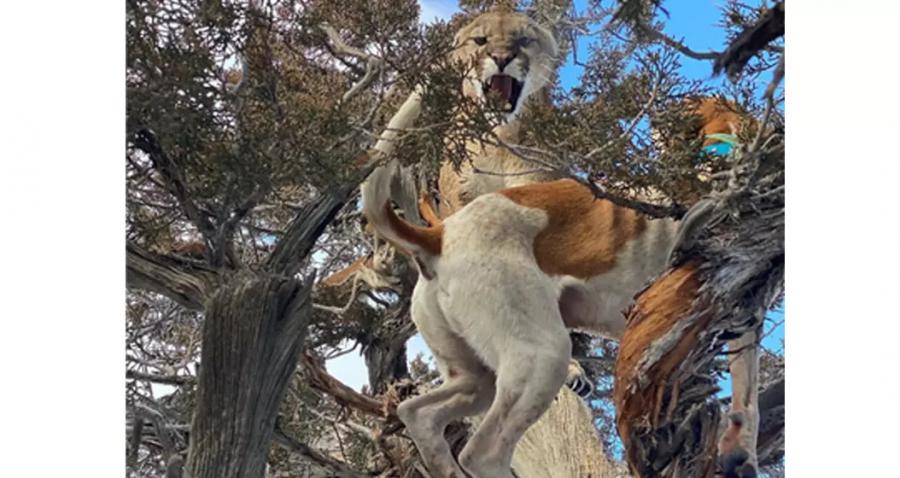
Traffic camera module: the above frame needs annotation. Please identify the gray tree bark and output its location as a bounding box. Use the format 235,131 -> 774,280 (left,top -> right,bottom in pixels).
184,274 -> 313,478
181,175 -> 372,478
363,333 -> 413,394
756,377 -> 785,467
126,242 -> 217,311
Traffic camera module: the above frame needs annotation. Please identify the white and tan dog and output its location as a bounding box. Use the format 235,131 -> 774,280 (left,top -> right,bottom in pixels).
364,168 -> 692,478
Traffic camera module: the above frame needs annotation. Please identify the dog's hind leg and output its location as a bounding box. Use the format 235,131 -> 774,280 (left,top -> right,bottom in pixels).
399,287 -> 497,478
456,314 -> 571,478
398,356 -> 495,478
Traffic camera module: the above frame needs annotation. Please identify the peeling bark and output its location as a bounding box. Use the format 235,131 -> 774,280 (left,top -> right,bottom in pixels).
177,174 -> 372,477
614,262 -> 721,478
614,145 -> 784,476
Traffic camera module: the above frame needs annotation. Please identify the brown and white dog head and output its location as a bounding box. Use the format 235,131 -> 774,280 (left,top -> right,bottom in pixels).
451,8 -> 559,122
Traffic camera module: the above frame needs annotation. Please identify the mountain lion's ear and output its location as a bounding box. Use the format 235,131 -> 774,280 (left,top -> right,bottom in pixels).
528,23 -> 558,59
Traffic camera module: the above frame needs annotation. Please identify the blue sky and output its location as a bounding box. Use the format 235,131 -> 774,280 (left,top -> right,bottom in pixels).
328,0 -> 785,392
561,0 -> 730,86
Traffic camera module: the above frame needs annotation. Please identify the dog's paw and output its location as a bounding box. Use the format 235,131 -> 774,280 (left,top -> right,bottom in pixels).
717,412 -> 758,478
564,359 -> 593,399
718,449 -> 757,478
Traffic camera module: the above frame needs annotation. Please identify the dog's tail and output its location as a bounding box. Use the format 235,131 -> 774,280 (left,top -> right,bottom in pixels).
362,161 -> 442,276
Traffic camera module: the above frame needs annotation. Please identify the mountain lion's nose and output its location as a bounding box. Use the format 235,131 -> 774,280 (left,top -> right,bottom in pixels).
492,53 -> 513,71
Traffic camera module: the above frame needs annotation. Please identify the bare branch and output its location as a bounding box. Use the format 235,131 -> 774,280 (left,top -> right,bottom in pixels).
126,242 -> 218,311
127,369 -> 196,386
370,86 -> 425,159
714,2 -> 785,79
313,274 -> 365,316
301,353 -> 389,418
321,23 -> 385,104
272,422 -> 368,478
749,53 -> 785,152
633,20 -> 719,60
131,129 -> 217,241
320,24 -> 372,62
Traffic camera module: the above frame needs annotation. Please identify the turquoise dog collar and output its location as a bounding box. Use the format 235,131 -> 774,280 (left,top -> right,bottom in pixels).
702,133 -> 738,156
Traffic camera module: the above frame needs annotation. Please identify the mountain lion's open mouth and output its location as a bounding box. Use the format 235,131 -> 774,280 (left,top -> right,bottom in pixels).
483,74 -> 524,113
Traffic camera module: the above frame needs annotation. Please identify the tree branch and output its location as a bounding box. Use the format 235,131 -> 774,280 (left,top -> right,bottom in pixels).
590,187 -> 687,219
266,161 -> 378,277
219,183 -> 270,268
714,2 -> 785,79
272,422 -> 369,478
301,353 -> 389,418
126,242 -> 218,311
131,129 -> 217,241
634,20 -> 719,60
320,23 -> 385,104
127,369 -> 196,386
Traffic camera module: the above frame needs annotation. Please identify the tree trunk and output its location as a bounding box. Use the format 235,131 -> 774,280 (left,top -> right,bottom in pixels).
613,145 -> 784,477
363,336 -> 412,394
359,253 -> 419,394
184,274 -> 313,478
512,388 -> 622,478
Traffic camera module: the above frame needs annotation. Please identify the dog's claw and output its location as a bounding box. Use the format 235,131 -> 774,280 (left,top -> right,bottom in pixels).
564,359 -> 593,399
718,447 -> 757,478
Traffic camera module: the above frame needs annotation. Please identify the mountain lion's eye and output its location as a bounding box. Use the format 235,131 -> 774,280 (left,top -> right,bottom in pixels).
517,37 -> 533,47
473,36 -> 487,46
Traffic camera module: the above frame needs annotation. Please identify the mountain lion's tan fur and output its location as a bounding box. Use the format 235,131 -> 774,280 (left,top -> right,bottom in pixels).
438,9 -> 561,217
